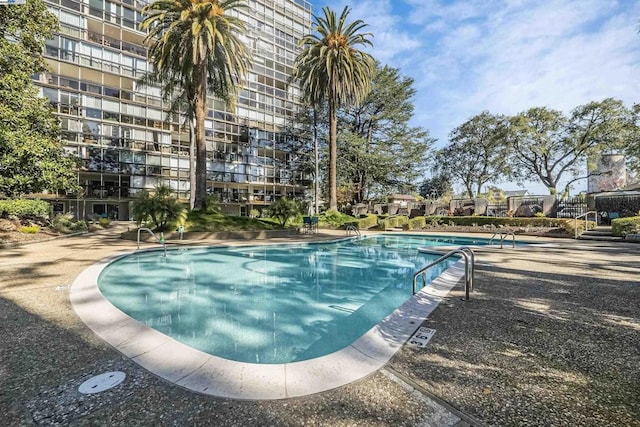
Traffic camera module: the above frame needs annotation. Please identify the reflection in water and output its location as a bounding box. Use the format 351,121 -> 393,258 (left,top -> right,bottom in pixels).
99,235 -> 475,364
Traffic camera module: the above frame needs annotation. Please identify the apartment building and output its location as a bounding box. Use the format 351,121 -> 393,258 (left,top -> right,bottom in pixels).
34,0 -> 313,220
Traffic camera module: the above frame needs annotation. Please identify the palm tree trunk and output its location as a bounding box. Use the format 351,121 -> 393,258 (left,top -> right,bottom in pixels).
329,99 -> 337,210
189,117 -> 196,209
193,65 -> 208,210
313,108 -> 319,215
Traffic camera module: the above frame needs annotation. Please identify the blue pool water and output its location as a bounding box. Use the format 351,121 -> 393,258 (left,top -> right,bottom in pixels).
98,234 -> 487,364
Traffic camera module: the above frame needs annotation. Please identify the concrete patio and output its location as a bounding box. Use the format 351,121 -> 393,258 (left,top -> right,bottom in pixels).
0,223 -> 638,426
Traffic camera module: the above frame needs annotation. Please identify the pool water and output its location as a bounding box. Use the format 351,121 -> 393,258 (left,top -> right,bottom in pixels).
98,234 -> 482,364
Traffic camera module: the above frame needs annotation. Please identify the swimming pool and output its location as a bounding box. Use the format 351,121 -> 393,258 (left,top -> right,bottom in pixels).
71,233 -> 484,398
97,234 -> 463,364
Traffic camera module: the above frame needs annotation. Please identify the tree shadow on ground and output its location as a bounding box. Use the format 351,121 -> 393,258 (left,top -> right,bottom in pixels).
390,245 -> 640,427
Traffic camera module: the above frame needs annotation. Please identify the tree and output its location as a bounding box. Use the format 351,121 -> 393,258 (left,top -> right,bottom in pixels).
132,185 -> 186,231
624,103 -> 640,172
141,0 -> 250,210
293,6 -> 375,210
0,1 -> 79,197
268,197 -> 301,228
419,175 -> 453,199
433,112 -> 510,197
506,99 -> 635,194
337,64 -> 434,203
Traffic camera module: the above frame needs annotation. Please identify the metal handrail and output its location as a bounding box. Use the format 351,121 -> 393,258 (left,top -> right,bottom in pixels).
574,211 -> 598,239
137,227 -> 166,256
413,247 -> 475,301
345,225 -> 360,236
488,230 -> 516,248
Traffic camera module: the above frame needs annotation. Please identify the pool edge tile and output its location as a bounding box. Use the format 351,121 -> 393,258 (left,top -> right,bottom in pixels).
177,358 -> 287,399
284,346 -> 380,398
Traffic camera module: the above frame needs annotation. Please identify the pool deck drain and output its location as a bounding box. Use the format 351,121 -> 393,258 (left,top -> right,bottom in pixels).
70,248 -> 468,400
78,371 -> 126,394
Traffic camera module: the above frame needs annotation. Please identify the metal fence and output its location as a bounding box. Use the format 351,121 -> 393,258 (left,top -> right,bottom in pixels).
512,196 -> 546,217
486,204 -> 508,217
556,196 -> 587,218
595,194 -> 640,224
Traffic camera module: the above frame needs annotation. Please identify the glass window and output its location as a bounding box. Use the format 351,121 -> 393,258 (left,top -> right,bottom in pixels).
85,108 -> 101,119
42,87 -> 58,103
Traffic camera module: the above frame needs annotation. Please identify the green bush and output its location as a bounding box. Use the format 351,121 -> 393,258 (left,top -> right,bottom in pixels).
408,216 -> 426,230
51,213 -> 87,234
563,219 -> 596,236
425,216 -> 443,227
186,210 -> 275,231
378,215 -> 409,230
319,209 -> 357,228
426,215 -> 566,228
612,216 -> 640,237
353,214 -> 378,230
0,199 -> 49,218
18,225 -> 40,234
98,217 -> 111,228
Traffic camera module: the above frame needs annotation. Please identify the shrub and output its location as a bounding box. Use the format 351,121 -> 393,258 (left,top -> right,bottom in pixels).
378,215 -> 409,230
352,214 -> 378,230
203,194 -> 221,214
98,217 -> 111,228
425,215 -> 565,228
185,210 -> 274,231
320,209 -> 357,228
0,199 -> 49,218
408,216 -> 426,230
426,216 -> 442,227
51,213 -> 87,234
19,225 -> 40,234
562,219 -> 595,236
393,216 -> 409,228
612,216 -> 640,237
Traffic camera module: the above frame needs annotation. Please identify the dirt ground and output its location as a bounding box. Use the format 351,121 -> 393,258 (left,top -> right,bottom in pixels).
0,218 -> 62,246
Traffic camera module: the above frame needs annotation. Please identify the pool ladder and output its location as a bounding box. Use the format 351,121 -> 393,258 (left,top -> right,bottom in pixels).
413,246 -> 474,301
137,227 -> 167,257
488,230 -> 516,248
345,225 -> 361,236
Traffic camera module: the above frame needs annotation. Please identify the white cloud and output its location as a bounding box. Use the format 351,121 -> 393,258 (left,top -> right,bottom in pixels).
316,0 -> 640,152
316,0 -> 424,65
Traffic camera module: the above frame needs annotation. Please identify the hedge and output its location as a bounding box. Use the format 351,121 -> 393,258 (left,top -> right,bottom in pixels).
0,199 -> 50,218
408,216 -> 426,230
612,216 -> 640,237
353,214 -> 378,230
423,215 -> 596,236
378,215 -> 409,230
425,215 -> 568,227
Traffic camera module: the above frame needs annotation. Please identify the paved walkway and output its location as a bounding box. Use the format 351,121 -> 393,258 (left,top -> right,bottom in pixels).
0,224 -> 638,426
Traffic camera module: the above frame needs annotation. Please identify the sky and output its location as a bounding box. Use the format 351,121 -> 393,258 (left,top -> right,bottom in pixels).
313,0 -> 640,194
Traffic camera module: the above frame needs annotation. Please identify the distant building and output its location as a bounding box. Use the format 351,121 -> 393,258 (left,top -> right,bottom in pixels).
388,194 -> 416,204
503,190 -> 530,198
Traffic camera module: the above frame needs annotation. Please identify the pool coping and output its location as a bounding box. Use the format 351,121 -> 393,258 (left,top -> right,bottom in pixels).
70,243 -> 467,400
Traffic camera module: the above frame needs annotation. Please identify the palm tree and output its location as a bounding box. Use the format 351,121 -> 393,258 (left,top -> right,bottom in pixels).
141,0 -> 250,210
293,6 -> 375,210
